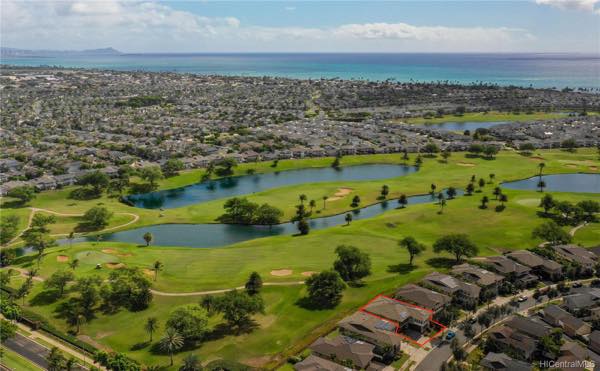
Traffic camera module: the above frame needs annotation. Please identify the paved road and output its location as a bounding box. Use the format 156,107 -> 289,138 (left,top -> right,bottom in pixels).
415,297 -> 537,371
3,333 -> 49,369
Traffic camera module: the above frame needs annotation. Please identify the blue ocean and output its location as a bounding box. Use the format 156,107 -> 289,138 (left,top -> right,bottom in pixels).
2,53 -> 599,89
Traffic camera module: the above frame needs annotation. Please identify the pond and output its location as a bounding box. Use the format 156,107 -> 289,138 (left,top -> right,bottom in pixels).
422,121 -> 508,132
125,164 -> 417,209
502,173 -> 600,194
63,192 -> 458,248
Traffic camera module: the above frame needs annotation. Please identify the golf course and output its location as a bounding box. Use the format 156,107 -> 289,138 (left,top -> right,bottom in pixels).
2,148 -> 599,369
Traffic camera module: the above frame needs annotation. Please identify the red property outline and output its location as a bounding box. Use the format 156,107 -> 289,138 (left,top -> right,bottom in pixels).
358,294 -> 448,348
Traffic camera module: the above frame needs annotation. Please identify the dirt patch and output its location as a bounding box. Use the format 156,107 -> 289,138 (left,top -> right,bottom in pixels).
143,268 -> 154,277
270,269 -> 292,276
590,166 -> 598,171
243,356 -> 272,368
56,255 -> 69,262
529,156 -> 544,162
96,331 -> 115,339
102,249 -> 117,254
106,262 -> 125,269
328,187 -> 353,201
457,162 -> 475,167
77,335 -> 111,351
301,271 -> 317,277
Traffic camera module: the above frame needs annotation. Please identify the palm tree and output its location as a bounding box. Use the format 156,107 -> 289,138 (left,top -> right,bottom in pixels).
489,173 -> 496,183
381,185 -> 389,199
143,232 -> 153,247
438,193 -> 446,214
180,354 -> 201,371
493,187 -> 501,200
68,259 -> 79,271
75,313 -> 85,334
430,183 -> 436,195
309,199 -> 316,212
499,193 -> 508,207
145,317 -> 158,342
538,162 -> 546,177
345,213 -> 353,226
481,196 -> 489,209
538,180 -> 546,192
160,328 -> 184,366
446,187 -> 457,199
67,231 -> 75,248
322,196 -> 328,209
299,194 -> 307,205
152,261 -> 163,281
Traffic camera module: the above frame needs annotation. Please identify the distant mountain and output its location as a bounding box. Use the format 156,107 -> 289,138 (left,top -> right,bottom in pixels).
1,47 -> 122,57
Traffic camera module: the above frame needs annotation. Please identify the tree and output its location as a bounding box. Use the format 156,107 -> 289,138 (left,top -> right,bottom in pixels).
433,234 -> 478,263
73,276 -> 103,314
69,259 -> 79,271
47,347 -> 66,371
218,197 -> 259,224
331,156 -> 341,169
6,185 -> 36,205
333,245 -> 371,282
166,305 -> 209,341
322,196 -> 329,209
214,158 -> 238,176
414,155 -> 423,167
492,187 -> 501,200
423,143 -> 440,156
483,145 -> 499,159
152,261 -> 163,282
446,187 -> 457,199
0,319 -> 17,341
297,219 -> 310,235
398,194 -> 408,208
399,236 -> 426,266
577,200 -> 600,221
561,138 -> 577,152
0,215 -> 20,244
162,159 -> 184,177
441,150 -> 451,162
540,194 -> 556,215
299,194 -> 307,205
499,193 -> 508,207
22,230 -> 56,268
180,354 -> 201,371
200,295 -> 218,315
465,183 -> 475,196
160,328 -> 184,366
139,166 -> 164,190
345,213 -> 353,226
44,270 -> 75,297
532,221 -> 572,245
245,272 -> 263,295
77,171 -> 110,196
216,290 -> 265,331
143,232 -> 153,246
480,196 -> 489,209
438,193 -> 446,213
31,214 -> 56,233
82,206 -> 113,230
538,180 -> 546,192
253,204 -> 283,228
351,195 -> 361,207
145,317 -> 158,342
478,178 -> 486,191
309,199 -> 317,212
489,173 -> 496,183
305,270 -> 346,309
380,185 -> 389,199
538,162 -> 546,177
104,268 -> 153,311
430,183 -> 437,195
67,231 -> 75,248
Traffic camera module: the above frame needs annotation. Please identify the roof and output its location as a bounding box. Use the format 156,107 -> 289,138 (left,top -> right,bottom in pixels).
363,296 -> 431,324
338,311 -> 403,347
506,316 -> 552,339
564,288 -> 600,310
294,355 -> 351,371
309,336 -> 375,369
543,305 -> 590,333
394,284 -> 451,311
553,245 -> 597,266
480,352 -> 532,371
422,272 -> 481,298
451,263 -> 504,287
485,256 -> 530,275
506,250 -> 562,272
488,326 -> 537,357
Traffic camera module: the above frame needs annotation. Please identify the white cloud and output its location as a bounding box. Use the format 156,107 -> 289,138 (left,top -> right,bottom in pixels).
1,0 -> 538,52
535,0 -> 600,14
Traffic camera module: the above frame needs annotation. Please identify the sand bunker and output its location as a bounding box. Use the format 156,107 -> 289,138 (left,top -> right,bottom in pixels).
143,268 -> 154,277
529,156 -> 545,162
328,187 -> 353,201
590,166 -> 598,171
106,263 -> 125,269
56,255 -> 69,262
270,269 -> 292,276
301,271 -> 317,277
102,249 -> 117,254
457,162 -> 475,167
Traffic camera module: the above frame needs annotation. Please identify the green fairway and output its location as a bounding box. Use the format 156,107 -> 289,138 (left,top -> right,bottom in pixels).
397,111 -> 570,124
2,148 -> 599,369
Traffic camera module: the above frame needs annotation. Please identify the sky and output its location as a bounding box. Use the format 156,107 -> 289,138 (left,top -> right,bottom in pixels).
1,0 -> 599,53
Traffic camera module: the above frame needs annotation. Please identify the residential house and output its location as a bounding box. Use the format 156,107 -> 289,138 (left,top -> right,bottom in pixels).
480,352 -> 532,371
564,288 -> 600,316
542,305 -> 592,338
294,355 -> 351,371
506,250 -> 563,281
362,296 -> 431,333
422,271 -> 481,307
553,245 -> 597,270
309,336 -> 376,370
394,284 -> 451,314
338,311 -> 403,349
557,341 -> 589,371
484,256 -> 538,287
589,331 -> 600,354
451,263 -> 504,297
487,326 -> 538,361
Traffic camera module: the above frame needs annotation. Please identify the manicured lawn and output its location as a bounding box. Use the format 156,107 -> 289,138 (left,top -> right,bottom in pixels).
0,346 -> 42,371
397,111 -> 569,125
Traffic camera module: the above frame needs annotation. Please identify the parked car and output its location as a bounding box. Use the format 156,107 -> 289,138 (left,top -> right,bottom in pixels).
517,296 -> 527,302
572,282 -> 583,288
446,331 -> 456,340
